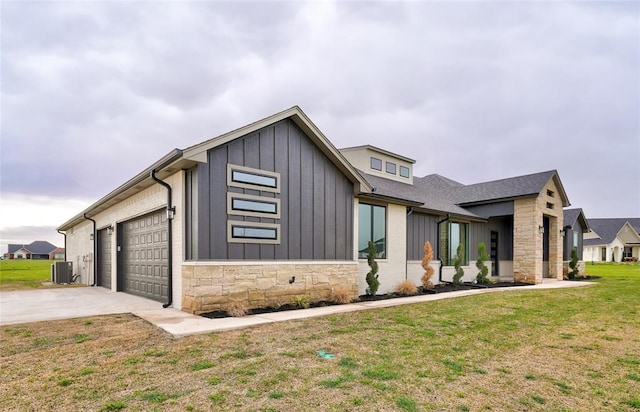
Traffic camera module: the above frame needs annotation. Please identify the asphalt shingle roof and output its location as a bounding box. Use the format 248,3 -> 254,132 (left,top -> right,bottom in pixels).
583,218 -> 640,246
360,170 -> 565,221
7,241 -> 57,255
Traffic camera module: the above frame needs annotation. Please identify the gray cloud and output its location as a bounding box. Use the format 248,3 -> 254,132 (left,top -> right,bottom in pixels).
1,0 -> 638,230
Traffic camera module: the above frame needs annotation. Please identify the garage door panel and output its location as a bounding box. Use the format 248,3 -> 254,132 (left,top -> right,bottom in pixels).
121,209 -> 168,302
97,228 -> 112,288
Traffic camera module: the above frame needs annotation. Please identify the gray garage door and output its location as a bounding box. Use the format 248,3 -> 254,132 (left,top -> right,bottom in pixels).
121,210 -> 168,302
97,228 -> 112,288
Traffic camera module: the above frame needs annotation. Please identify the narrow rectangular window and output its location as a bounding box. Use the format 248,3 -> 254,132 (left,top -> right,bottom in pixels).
440,221 -> 469,266
227,221 -> 280,244
232,198 -> 277,214
227,164 -> 280,193
232,170 -> 277,188
547,189 -> 555,197
399,165 -> 410,178
232,226 -> 277,239
386,162 -> 396,174
370,157 -> 382,171
227,192 -> 280,218
546,202 -> 554,209
358,203 -> 386,259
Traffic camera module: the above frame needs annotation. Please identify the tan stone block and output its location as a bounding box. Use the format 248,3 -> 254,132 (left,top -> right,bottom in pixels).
201,294 -> 228,307
194,285 -> 223,296
256,277 -> 276,290
182,265 -> 194,279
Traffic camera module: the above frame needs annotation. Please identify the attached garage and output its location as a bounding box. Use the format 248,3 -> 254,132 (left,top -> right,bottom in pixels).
118,209 -> 169,302
96,228 -> 112,288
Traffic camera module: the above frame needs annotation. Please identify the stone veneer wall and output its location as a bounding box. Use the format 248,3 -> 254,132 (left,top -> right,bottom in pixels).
182,262 -> 359,314
513,178 -> 563,284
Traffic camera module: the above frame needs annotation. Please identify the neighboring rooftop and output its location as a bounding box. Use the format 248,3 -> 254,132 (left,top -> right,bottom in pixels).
583,218 -> 640,246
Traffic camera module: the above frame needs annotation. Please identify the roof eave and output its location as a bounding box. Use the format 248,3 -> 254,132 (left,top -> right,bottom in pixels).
57,149 -> 185,231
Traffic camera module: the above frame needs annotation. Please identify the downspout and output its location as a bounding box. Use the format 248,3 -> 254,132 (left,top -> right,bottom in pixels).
83,214 -> 97,286
405,207 -> 414,280
57,229 -> 66,261
151,169 -> 175,309
436,214 -> 451,284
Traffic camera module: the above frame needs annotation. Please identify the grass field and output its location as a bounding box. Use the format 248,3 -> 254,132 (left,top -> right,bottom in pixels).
1,263 -> 639,411
0,259 -> 57,289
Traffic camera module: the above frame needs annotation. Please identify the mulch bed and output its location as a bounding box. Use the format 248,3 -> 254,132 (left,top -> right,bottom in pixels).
201,282 -> 528,319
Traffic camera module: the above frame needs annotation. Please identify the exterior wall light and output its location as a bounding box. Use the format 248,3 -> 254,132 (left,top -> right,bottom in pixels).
539,225 -> 545,234
89,233 -> 94,241
107,226 -> 114,235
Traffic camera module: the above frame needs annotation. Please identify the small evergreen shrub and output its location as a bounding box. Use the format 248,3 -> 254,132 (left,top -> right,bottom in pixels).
291,295 -> 310,309
568,248 -> 579,279
331,285 -> 354,304
452,243 -> 465,285
395,280 -> 418,295
475,242 -> 491,284
366,241 -> 380,296
421,241 -> 435,289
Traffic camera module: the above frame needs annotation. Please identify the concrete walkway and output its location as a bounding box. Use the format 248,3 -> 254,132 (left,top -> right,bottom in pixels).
0,281 -> 594,337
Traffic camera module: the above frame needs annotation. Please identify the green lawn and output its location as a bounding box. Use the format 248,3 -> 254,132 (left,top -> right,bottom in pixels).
1,263 -> 639,411
0,259 -> 56,289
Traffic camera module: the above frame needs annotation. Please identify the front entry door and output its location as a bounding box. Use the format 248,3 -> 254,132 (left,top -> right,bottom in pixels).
490,231 -> 499,276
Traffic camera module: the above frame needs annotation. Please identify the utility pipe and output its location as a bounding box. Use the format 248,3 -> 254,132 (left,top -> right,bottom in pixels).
436,213 -> 451,284
151,169 -> 175,309
83,214 -> 97,286
56,229 -> 66,261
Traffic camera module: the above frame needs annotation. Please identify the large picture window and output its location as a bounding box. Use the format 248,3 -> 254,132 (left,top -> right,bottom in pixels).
358,203 -> 386,259
440,221 -> 468,266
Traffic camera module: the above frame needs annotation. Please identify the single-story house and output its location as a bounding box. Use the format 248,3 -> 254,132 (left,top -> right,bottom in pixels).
6,241 -> 64,260
58,106 -> 575,313
583,218 -> 640,262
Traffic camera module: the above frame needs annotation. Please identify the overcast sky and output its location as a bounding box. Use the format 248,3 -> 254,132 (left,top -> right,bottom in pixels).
1,1 -> 639,253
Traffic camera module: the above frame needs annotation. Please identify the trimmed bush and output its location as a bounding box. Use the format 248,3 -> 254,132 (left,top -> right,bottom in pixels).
366,241 -> 380,296
421,241 -> 435,289
227,301 -> 247,317
568,248 -> 579,279
475,242 -> 491,284
452,243 -> 465,285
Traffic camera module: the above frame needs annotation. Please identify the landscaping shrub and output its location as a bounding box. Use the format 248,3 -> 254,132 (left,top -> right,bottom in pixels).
395,280 -> 418,296
421,241 -> 435,289
452,243 -> 465,285
475,242 -> 491,284
568,248 -> 579,279
291,295 -> 310,309
227,301 -> 247,317
331,285 -> 354,304
366,241 -> 380,296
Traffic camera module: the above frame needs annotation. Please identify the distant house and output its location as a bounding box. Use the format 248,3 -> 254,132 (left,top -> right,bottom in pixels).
6,241 -> 64,260
562,208 -> 590,276
57,106 -> 578,314
583,218 -> 640,262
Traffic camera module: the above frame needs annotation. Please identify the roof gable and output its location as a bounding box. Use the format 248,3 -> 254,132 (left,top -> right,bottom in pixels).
563,208 -> 590,233
182,106 -> 371,194
454,170 -> 570,207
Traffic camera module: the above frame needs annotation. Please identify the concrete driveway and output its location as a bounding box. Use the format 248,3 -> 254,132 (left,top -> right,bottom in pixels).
0,281 -> 594,337
0,287 -> 172,326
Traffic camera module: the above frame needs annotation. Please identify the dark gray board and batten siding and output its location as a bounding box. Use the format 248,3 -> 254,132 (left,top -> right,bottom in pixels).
406,212 -> 490,262
191,118 -> 354,261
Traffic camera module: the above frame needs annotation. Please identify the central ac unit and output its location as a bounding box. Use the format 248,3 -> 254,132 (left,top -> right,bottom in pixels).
51,261 -> 73,284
